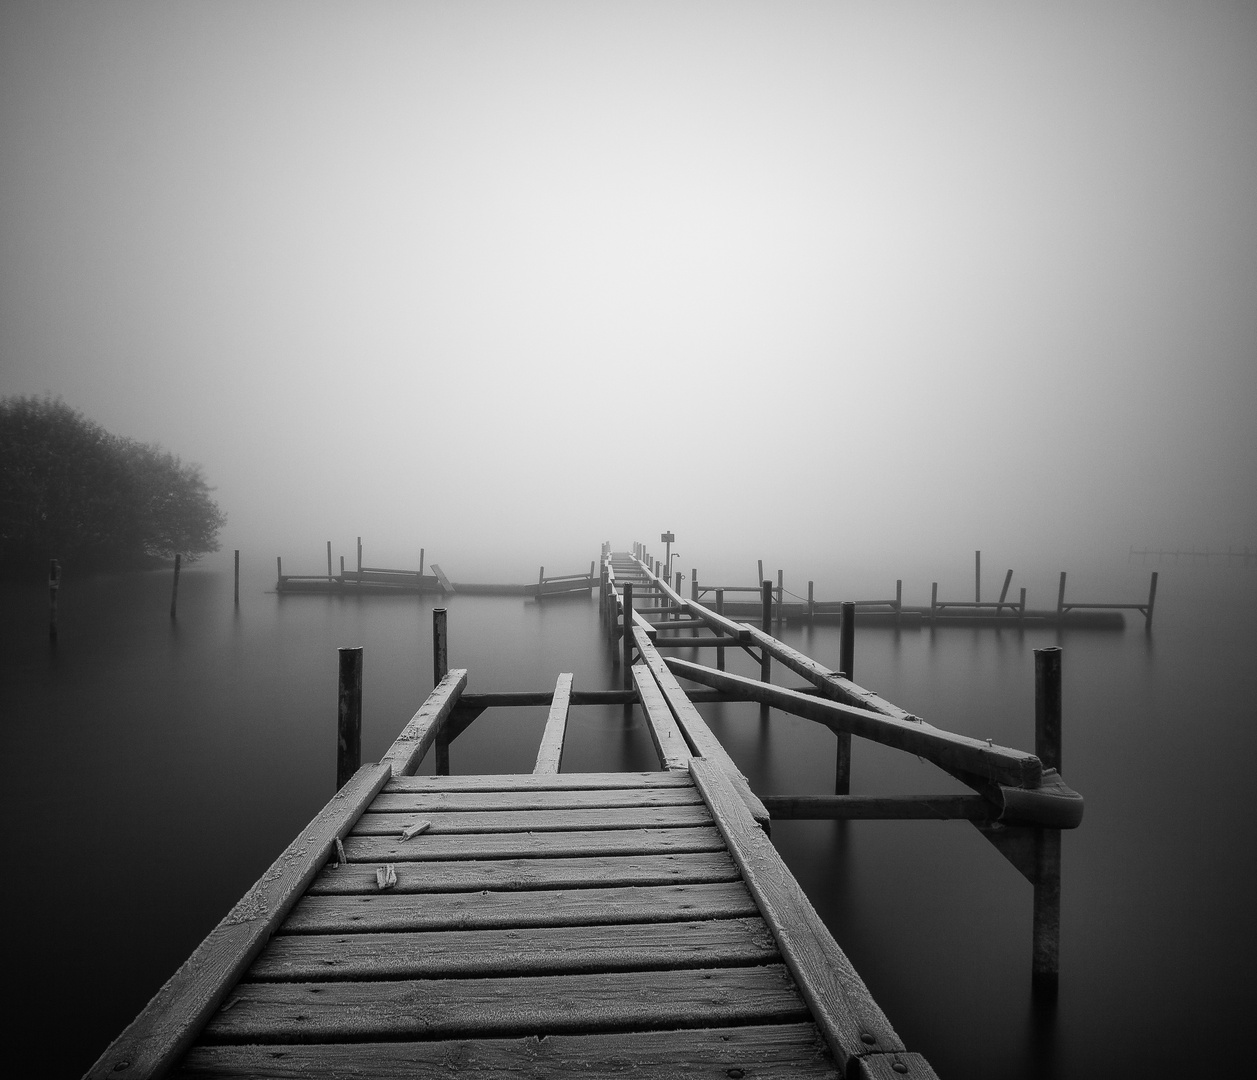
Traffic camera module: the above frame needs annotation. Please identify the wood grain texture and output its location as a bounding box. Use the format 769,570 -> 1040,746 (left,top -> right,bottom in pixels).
249,917 -> 779,981
533,672 -> 573,774
385,771 -> 692,793
281,881 -> 759,933
343,825 -> 727,862
352,804 -> 711,835
370,786 -> 703,813
307,851 -> 740,894
690,758 -> 907,1075
632,662 -> 692,770
83,763 -> 392,1080
198,964 -> 808,1043
175,1022 -> 840,1078
381,670 -> 469,777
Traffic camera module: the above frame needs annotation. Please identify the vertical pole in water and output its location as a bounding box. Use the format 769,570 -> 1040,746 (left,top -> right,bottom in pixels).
599,560 -> 608,619
835,601 -> 855,795
1019,587 -> 1027,626
327,541 -> 333,580
170,554 -> 181,619
433,607 -> 449,776
776,570 -> 783,625
234,550 -> 240,606
930,582 -> 938,621
337,646 -> 363,791
339,556 -> 345,576
674,571 -> 682,622
691,569 -> 698,603
998,569 -> 1013,615
419,548 -> 425,576
1057,572 -> 1067,620
357,537 -> 362,574
808,581 -> 814,624
48,559 -> 60,642
276,556 -> 283,590
716,589 -> 726,671
975,550 -> 981,603
760,581 -> 772,682
1033,645 -> 1062,991
1146,571 -> 1158,630
757,560 -> 764,592
538,566 -> 545,597
622,582 -> 634,689
895,579 -> 903,617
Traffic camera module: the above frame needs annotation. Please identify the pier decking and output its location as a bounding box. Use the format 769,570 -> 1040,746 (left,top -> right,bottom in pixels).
89,545 -> 1086,1079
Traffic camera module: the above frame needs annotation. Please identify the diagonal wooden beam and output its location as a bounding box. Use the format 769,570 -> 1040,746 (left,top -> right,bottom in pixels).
383,669 -> 469,777
533,673 -> 574,774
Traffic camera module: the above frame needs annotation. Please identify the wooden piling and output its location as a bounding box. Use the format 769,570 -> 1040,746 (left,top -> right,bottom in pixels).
1019,587 -> 1027,626
48,558 -> 60,641
357,537 -> 363,574
623,582 -> 634,689
895,579 -> 902,614
691,569 -> 698,603
716,589 -> 726,671
776,569 -> 783,625
1057,572 -> 1067,618
1033,645 -> 1062,989
336,646 -> 363,791
433,608 -> 449,775
975,550 -> 981,602
276,556 -> 283,587
1146,571 -> 1159,630
1035,647 -> 1062,771
419,548 -> 425,576
233,550 -> 240,606
930,582 -> 938,621
327,541 -> 332,579
997,569 -> 1013,614
835,601 -> 855,796
760,581 -> 772,682
170,554 -> 181,619
808,581 -> 814,624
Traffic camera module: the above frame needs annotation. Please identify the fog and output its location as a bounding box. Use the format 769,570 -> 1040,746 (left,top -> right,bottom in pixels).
3,1 -> 1255,580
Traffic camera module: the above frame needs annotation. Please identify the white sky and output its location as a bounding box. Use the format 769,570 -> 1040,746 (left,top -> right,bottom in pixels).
2,1 -> 1255,574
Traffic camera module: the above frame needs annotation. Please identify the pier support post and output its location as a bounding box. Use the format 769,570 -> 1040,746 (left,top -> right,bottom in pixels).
327,541 -> 332,580
1019,587 -> 1027,626
433,608 -> 450,775
170,554 -> 181,619
776,570 -> 783,626
691,569 -> 698,603
1033,646 -> 1063,991
1057,572 -> 1067,619
357,537 -> 362,574
48,559 -> 60,641
808,581 -> 814,624
716,589 -> 725,671
975,550 -> 981,602
623,582 -> 634,688
233,550 -> 240,607
1146,571 -> 1158,630
759,581 -> 773,682
930,582 -> 938,622
835,601 -> 855,794
337,646 -> 363,791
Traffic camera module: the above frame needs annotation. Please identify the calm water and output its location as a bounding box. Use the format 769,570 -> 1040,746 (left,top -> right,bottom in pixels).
3,554 -> 1255,1078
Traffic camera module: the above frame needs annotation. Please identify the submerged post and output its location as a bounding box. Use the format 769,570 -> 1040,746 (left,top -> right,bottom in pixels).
716,588 -> 725,671
760,581 -> 772,681
233,550 -> 240,606
1146,571 -> 1159,630
48,559 -> 60,641
336,646 -> 363,791
169,554 -> 181,619
1033,645 -> 1063,990
622,582 -> 634,688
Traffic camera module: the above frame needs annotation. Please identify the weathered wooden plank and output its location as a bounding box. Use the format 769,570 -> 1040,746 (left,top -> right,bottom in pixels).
682,598 -> 753,641
352,804 -> 712,835
384,770 -> 693,793
651,634 -> 743,647
428,563 -> 455,593
632,628 -> 770,827
691,759 -> 936,1078
282,880 -> 759,933
670,658 -> 1042,789
381,670 -> 469,777
534,672 -> 573,774
176,1022 -> 839,1079
370,785 -> 703,813
250,917 -> 777,981
344,825 -> 727,862
198,964 -> 809,1043
308,851 -> 740,894
83,763 -> 392,1080
632,662 -> 691,770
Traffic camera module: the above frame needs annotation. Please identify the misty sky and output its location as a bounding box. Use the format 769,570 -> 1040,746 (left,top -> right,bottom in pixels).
2,1 -> 1255,574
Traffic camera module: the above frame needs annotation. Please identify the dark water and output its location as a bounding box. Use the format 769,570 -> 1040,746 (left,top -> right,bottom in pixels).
3,556 -> 1254,1078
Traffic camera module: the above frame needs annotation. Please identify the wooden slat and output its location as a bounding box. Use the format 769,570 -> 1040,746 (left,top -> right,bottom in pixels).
534,672 -> 573,774
343,825 -> 727,862
83,763 -> 392,1080
177,1022 -> 838,1079
428,563 -> 455,592
307,851 -> 740,894
385,770 -> 692,793
282,881 -> 759,933
370,785 -> 703,813
250,917 -> 777,981
198,964 -> 809,1043
632,629 -> 770,827
632,662 -> 691,769
670,658 -> 1042,789
352,804 -> 712,835
381,670 -> 468,777
691,758 -> 939,1079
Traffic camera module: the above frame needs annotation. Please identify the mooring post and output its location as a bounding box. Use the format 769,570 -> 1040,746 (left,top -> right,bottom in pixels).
716,589 -> 726,671
276,556 -> 283,589
48,558 -> 60,641
760,581 -> 772,682
357,537 -> 362,574
776,569 -> 783,625
419,548 -> 425,576
1019,587 -> 1027,626
327,541 -> 333,580
808,580 -> 814,624
233,550 -> 240,606
1057,571 -> 1067,619
538,566 -> 545,596
691,568 -> 698,603
599,560 -> 608,618
930,581 -> 938,621
674,571 -> 682,621
336,646 -> 363,791
895,579 -> 903,618
1033,645 -> 1063,990
1146,571 -> 1159,630
169,553 -> 181,619
998,568 -> 1013,615
835,601 -> 855,794
433,608 -> 450,775
975,550 -> 981,603
622,582 -> 634,689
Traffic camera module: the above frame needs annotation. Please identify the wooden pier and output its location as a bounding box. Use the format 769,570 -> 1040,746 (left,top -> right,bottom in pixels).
89,543 -> 1086,1080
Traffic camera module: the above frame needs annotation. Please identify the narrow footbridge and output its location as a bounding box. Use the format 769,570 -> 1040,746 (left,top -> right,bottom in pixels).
88,546 -> 1083,1080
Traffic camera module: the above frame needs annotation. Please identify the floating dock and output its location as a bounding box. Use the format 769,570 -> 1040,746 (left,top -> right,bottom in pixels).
89,545 -> 1086,1079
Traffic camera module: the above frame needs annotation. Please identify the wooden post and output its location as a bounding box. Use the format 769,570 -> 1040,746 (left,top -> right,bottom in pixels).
599,561 -> 608,617
169,554 -> 181,619
233,550 -> 240,606
807,580 -> 814,624
357,537 -> 362,574
538,566 -> 545,595
691,568 -> 698,603
895,579 -> 902,613
835,601 -> 855,794
1033,645 -> 1063,990
622,582 -> 634,688
776,569 -> 783,625
1057,571 -> 1067,618
975,550 -> 981,603
674,571 -> 682,621
997,569 -> 1013,615
48,559 -> 60,641
433,608 -> 449,775
419,548 -> 425,576
1019,587 -> 1027,625
276,556 -> 283,588
1146,571 -> 1158,630
327,541 -> 332,580
716,589 -> 725,671
336,646 -> 363,791
757,560 -> 764,592
930,581 -> 938,621
760,581 -> 772,682
339,555 -> 345,576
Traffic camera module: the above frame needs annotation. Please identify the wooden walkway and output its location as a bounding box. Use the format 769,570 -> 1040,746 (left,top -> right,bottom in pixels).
90,544 -> 1089,1079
